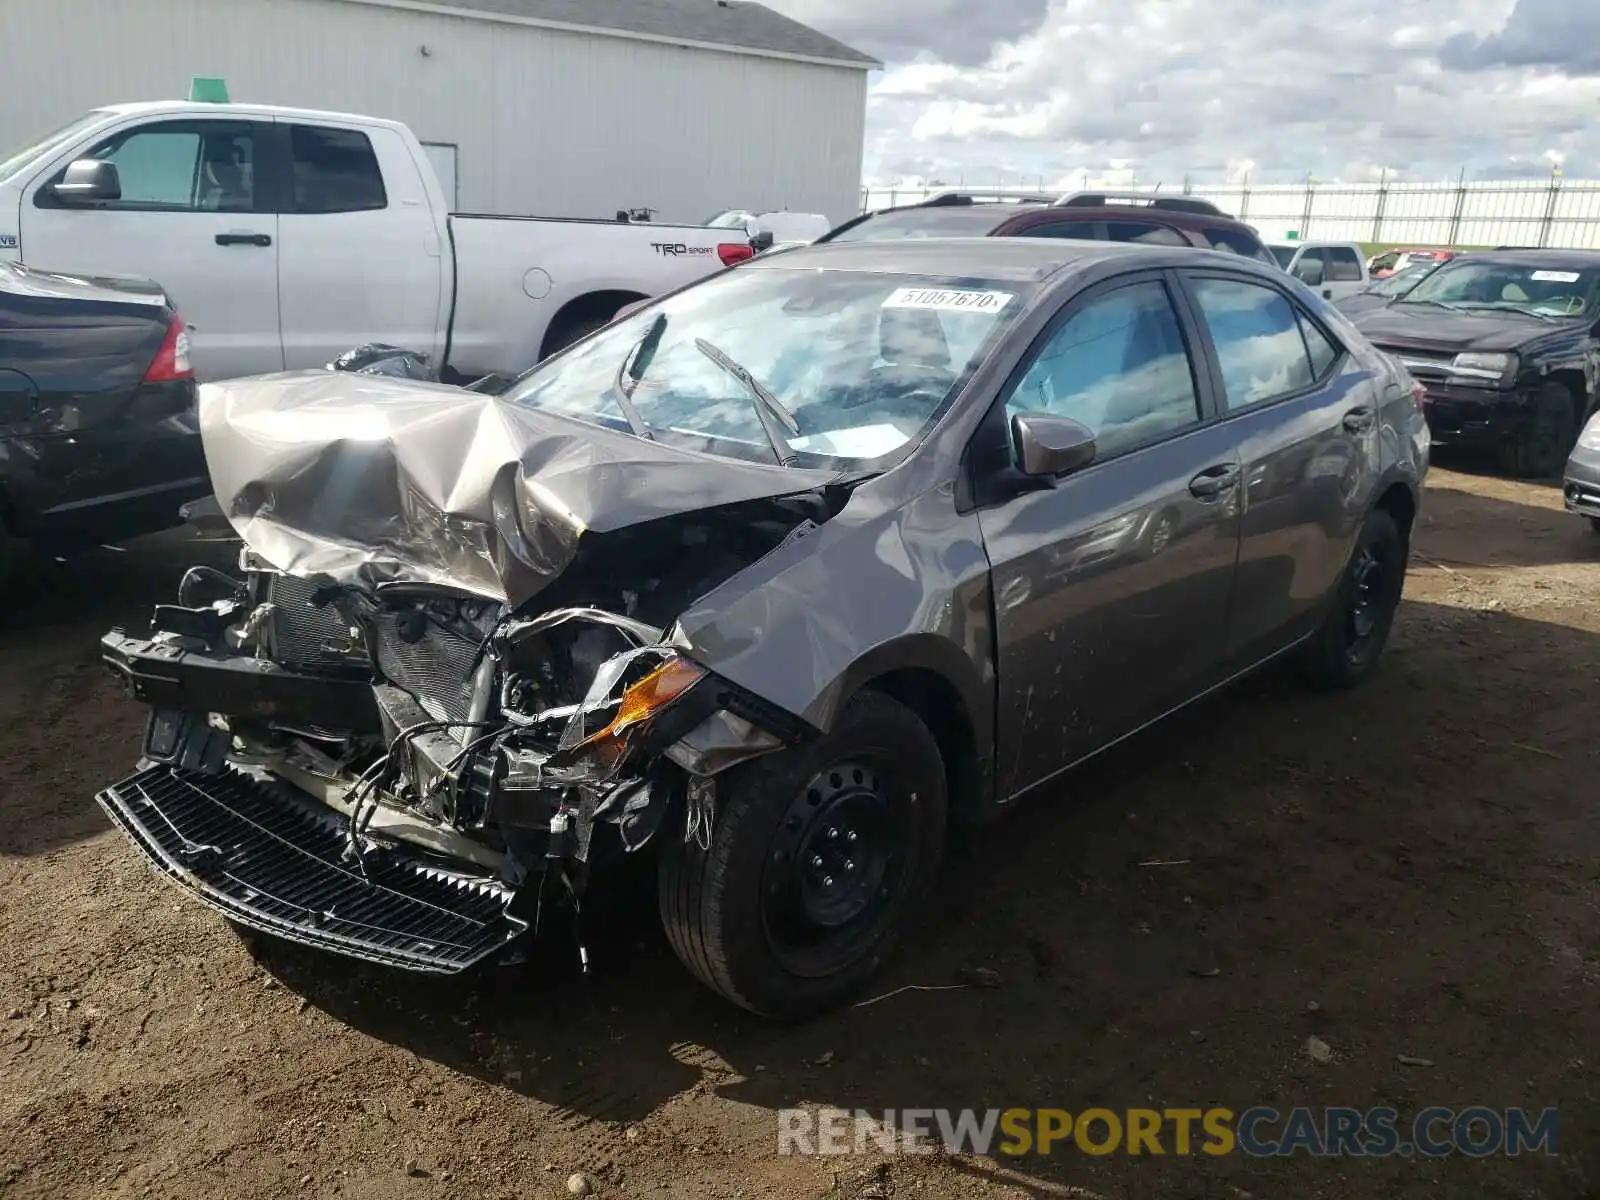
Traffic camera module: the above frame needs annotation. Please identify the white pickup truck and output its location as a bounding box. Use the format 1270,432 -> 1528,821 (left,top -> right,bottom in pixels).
1267,240 -> 1371,302
0,101 -> 758,381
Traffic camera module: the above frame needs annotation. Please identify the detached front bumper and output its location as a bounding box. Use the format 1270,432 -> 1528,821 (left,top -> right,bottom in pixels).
97,764 -> 525,974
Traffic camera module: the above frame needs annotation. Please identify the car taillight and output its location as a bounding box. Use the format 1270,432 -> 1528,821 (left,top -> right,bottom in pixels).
145,314 -> 193,382
717,242 -> 756,267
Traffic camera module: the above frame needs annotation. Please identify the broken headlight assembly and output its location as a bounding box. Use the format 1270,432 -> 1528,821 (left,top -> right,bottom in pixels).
544,647 -> 709,784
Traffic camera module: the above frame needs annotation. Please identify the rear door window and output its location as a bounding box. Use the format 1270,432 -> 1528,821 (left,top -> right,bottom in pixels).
1326,246 -> 1364,282
287,125 -> 388,214
1023,220 -> 1106,240
1187,276 -> 1316,410
1106,221 -> 1189,246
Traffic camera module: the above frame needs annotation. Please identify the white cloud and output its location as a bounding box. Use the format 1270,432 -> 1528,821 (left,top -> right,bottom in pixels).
769,0 -> 1600,183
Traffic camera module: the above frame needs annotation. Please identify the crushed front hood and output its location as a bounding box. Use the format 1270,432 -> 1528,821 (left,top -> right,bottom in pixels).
200,371 -> 837,606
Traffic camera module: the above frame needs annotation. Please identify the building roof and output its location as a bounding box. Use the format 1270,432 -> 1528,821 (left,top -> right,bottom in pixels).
343,0 -> 880,69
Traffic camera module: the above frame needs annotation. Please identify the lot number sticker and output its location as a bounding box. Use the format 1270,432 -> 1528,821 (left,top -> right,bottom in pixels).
1530,270 -> 1581,283
884,287 -> 1014,313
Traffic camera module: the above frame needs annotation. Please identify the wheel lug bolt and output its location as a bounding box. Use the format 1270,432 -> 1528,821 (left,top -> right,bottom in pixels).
811,856 -> 824,869
847,831 -> 858,843
827,827 -> 838,840
823,876 -> 835,888
844,860 -> 855,872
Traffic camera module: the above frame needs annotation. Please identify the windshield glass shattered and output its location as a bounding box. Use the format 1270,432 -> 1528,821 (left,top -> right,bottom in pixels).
1398,259 -> 1600,317
501,266 -> 1030,467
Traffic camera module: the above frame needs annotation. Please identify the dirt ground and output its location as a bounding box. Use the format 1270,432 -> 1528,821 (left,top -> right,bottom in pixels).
1,463 -> 1595,1200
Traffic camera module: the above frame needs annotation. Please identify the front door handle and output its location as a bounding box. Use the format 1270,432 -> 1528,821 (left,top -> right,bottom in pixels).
1189,464 -> 1239,499
215,231 -> 271,247
1342,406 -> 1375,433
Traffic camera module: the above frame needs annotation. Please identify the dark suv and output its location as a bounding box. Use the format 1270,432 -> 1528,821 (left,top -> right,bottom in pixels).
819,190 -> 1279,265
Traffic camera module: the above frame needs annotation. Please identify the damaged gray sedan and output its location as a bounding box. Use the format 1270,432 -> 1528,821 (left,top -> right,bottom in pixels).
96,239 -> 1427,1018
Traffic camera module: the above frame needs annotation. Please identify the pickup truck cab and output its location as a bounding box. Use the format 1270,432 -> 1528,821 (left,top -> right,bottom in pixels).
0,101 -> 756,381
1269,241 -> 1370,302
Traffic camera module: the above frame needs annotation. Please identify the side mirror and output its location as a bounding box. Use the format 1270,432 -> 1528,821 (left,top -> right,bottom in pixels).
751,230 -> 775,252
52,159 -> 121,204
1293,259 -> 1326,288
1011,412 -> 1097,478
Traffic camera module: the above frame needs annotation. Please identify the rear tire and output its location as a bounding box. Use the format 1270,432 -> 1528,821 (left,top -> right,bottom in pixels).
1498,384 -> 1575,479
1296,507 -> 1406,690
543,311 -> 618,360
658,690 -> 947,1020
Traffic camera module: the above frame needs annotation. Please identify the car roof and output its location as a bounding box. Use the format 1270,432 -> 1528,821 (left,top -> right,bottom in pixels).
996,204 -> 1256,235
741,235 -> 1281,282
96,99 -> 410,132
1441,249 -> 1600,269
828,199 -> 1262,250
827,204 -> 1033,236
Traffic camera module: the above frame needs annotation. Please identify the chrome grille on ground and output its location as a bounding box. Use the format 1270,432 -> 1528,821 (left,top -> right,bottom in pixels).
97,765 -> 524,973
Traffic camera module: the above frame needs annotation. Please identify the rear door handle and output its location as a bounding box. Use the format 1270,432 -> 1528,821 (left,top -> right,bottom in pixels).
1342,406 -> 1375,433
1189,464 -> 1239,499
215,232 -> 271,247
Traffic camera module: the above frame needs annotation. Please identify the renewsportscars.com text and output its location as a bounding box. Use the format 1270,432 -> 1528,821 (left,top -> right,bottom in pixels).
777,1106 -> 1559,1158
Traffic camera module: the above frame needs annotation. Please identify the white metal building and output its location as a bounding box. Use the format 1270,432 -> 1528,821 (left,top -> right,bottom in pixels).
0,0 -> 876,224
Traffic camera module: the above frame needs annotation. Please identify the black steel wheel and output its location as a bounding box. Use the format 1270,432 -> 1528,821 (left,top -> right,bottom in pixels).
659,690 -> 947,1019
1296,506 -> 1406,690
760,759 -> 905,979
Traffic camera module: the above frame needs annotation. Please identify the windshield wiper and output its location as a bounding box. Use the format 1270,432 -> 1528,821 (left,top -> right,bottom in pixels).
692,337 -> 801,467
605,313 -> 665,440
1451,302 -> 1561,322
1398,298 -> 1464,312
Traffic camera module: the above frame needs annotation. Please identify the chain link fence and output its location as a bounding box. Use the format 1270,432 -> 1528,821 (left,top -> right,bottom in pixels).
859,178 -> 1600,248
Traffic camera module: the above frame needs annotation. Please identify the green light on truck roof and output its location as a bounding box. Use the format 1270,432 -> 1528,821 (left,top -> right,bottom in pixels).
188,76 -> 229,103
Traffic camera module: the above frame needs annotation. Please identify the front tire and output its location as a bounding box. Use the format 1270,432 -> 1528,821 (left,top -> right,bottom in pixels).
1499,384 -> 1575,479
658,690 -> 948,1019
1296,507 -> 1406,690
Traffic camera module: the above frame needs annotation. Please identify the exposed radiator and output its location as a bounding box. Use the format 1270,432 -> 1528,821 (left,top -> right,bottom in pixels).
371,608 -> 493,731
261,571 -> 362,673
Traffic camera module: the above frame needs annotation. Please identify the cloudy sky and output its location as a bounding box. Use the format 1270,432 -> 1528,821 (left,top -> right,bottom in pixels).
768,0 -> 1600,185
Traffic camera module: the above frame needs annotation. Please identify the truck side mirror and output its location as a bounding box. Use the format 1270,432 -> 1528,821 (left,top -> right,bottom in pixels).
52,159 -> 121,204
751,230 -> 775,252
1293,258 -> 1326,288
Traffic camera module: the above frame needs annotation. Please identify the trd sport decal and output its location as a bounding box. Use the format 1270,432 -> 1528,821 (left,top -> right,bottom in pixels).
650,242 -> 714,257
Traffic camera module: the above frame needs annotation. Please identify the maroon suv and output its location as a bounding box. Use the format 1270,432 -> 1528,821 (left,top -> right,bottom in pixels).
819,190 -> 1278,265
